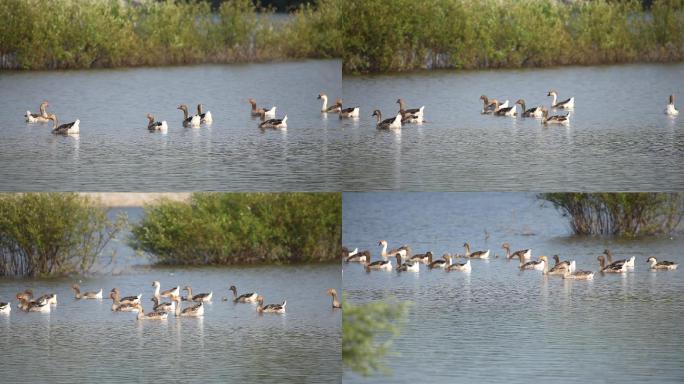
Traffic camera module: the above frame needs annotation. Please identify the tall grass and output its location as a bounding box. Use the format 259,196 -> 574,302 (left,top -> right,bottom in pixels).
342,0 -> 684,73
0,0 -> 341,70
129,193 -> 341,265
0,193 -> 127,277
539,193 -> 684,236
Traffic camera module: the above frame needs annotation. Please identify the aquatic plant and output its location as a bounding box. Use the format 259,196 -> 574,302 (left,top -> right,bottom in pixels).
0,193 -> 127,277
129,193 -> 341,265
0,0 -> 341,70
343,297 -> 410,376
342,0 -> 684,73
539,193 -> 684,236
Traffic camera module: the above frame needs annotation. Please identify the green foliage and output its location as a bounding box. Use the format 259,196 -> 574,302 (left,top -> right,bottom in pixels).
342,0 -> 684,73
0,0 -> 342,70
0,193 -> 127,277
129,193 -> 341,265
343,298 -> 410,376
539,193 -> 684,236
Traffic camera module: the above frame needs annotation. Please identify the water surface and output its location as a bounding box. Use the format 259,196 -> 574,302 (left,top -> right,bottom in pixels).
341,63 -> 684,190
0,60 -> 342,191
342,193 -> 684,383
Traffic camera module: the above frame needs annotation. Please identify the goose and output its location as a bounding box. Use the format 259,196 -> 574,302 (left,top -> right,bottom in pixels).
597,255 -> 626,273
172,296 -> 204,317
25,101 -> 50,123
256,295 -> 286,314
346,250 -> 370,263
665,94 -> 679,116
109,291 -> 140,312
562,269 -> 595,280
152,281 -> 180,299
395,254 -> 419,272
502,243 -> 531,260
318,94 -> 342,113
259,115 -> 287,129
16,290 -> 33,302
378,240 -> 408,259
547,90 -> 574,109
515,99 -> 544,118
364,253 -> 392,271
494,103 -> 516,117
396,98 -> 425,122
146,114 -> 168,131
248,98 -> 276,117
541,107 -> 571,125
177,104 -> 201,127
343,247 -> 358,257
35,293 -> 57,305
371,110 -> 402,129
47,114 -> 79,135
17,297 -> 50,313
646,256 -> 678,270
603,249 -> 635,269
409,251 -> 432,264
494,100 -> 510,112
151,296 -> 175,313
327,288 -> 342,309
71,284 -> 103,299
197,104 -> 213,124
547,255 -> 576,275
229,285 -> 258,303
0,302 -> 10,314
463,242 -> 490,259
428,253 -> 452,269
183,286 -> 212,303
447,258 -> 471,272
339,106 -> 360,119
480,95 -> 500,114
135,304 -> 168,320
110,288 -> 141,305
519,255 -> 547,271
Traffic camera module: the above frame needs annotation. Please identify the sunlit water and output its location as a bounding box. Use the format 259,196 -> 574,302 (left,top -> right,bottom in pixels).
0,60 -> 342,191
0,210 -> 341,383
342,193 -> 684,383
341,63 -> 684,191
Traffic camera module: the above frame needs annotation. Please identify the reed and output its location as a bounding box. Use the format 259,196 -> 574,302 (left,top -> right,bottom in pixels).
0,0 -> 341,70
342,0 -> 684,73
0,193 -> 126,277
129,193 -> 341,265
539,193 -> 684,236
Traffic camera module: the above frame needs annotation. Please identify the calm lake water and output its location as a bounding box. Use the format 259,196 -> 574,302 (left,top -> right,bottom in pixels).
0,210 -> 341,383
342,193 -> 684,383
341,63 -> 684,191
0,60 -> 342,191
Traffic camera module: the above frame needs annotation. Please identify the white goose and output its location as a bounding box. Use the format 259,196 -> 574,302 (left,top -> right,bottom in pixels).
547,90 -> 574,109
259,115 -> 287,129
172,296 -> 204,317
502,243 -> 531,260
248,98 -> 276,117
541,107 -> 571,125
665,94 -> 679,116
378,240 -> 408,259
146,114 -> 168,132
396,98 -> 425,123
25,101 -> 50,123
515,99 -> 544,118
395,254 -> 419,272
428,253 -> 452,269
463,242 -> 490,259
71,284 -> 103,299
447,258 -> 471,272
339,106 -> 360,119
0,302 -> 10,314
318,94 -> 342,113
364,253 -> 392,271
519,255 -> 547,271
646,256 -> 678,270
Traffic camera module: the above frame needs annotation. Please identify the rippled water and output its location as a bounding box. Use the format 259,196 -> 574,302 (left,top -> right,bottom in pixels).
0,209 -> 341,383
0,60 -> 342,191
342,193 -> 684,383
341,63 -> 684,191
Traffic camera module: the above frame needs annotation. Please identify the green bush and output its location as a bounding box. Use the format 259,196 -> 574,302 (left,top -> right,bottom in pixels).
342,0 -> 684,73
0,0 -> 341,70
539,193 -> 684,236
129,193 -> 341,265
0,193 -> 127,277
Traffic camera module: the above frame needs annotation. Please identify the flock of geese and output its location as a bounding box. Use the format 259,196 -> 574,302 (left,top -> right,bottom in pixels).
0,281 -> 343,318
343,241 -> 678,280
23,92 -> 679,134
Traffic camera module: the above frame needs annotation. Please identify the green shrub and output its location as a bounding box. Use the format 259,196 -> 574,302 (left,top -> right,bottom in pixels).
130,193 -> 341,265
0,193 -> 127,277
539,193 -> 684,236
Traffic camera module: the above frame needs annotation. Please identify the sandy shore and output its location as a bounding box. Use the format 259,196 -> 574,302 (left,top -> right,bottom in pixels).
78,192 -> 191,207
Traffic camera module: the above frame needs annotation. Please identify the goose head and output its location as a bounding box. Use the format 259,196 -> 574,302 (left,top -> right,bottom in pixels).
539,256 -> 547,264
669,94 -> 675,105
197,104 -> 204,114
597,255 -> 606,268
146,113 -> 154,123
229,285 -> 237,294
501,242 -> 510,250
327,288 -> 338,297
553,255 -> 560,264
177,104 -> 188,112
646,256 -> 657,265
371,110 -> 382,119
479,95 -> 489,103
71,284 -> 80,291
317,93 -> 327,100
152,281 -> 160,288
378,240 -> 387,247
515,99 -> 525,106
547,90 -> 558,97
